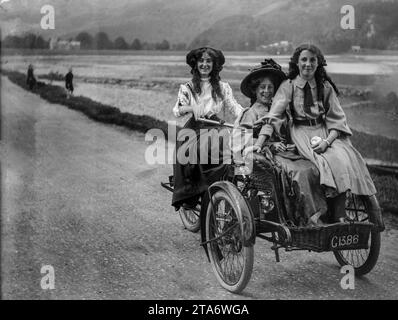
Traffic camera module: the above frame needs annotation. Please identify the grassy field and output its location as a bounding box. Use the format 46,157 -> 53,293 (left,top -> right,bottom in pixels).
3,69 -> 397,213
3,50 -> 396,87
4,50 -> 397,142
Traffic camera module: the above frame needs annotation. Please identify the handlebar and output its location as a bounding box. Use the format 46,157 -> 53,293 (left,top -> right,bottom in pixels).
196,117 -> 264,131
196,117 -> 234,128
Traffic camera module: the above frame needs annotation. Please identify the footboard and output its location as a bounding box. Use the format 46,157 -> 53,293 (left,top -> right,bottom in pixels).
289,222 -> 373,252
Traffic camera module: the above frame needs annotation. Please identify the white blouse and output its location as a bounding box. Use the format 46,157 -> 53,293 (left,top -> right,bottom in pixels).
173,79 -> 243,119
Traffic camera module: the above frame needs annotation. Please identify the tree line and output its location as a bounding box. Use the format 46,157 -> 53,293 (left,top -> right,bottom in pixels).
1,31 -> 187,51
75,32 -> 187,50
2,34 -> 49,49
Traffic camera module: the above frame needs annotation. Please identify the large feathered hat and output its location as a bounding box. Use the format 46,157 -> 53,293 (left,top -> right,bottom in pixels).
240,58 -> 286,98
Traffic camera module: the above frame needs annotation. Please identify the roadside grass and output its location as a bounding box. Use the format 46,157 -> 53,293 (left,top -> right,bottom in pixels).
3,69 -> 397,213
350,130 -> 398,164
371,173 -> 398,213
3,70 -> 170,138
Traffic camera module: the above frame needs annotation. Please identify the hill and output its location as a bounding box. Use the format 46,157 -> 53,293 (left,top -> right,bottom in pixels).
0,0 -> 277,43
1,0 -> 397,51
191,0 -> 398,51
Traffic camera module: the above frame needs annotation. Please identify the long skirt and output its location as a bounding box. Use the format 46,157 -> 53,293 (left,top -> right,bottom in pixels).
172,116 -> 231,209
290,123 -> 377,197
274,153 -> 328,225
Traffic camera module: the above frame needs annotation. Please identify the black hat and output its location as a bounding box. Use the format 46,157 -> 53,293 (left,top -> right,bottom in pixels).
186,47 -> 225,69
240,58 -> 287,98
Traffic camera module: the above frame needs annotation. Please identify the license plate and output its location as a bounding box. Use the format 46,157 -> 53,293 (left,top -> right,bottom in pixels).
329,230 -> 370,250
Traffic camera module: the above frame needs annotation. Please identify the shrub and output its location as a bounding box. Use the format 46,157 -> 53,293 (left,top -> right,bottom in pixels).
351,130 -> 398,163
371,173 -> 398,213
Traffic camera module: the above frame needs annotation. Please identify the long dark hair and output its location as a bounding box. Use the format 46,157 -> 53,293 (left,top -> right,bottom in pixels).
287,44 -> 339,102
190,48 -> 224,102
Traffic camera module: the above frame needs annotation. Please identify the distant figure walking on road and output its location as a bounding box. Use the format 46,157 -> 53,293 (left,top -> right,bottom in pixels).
26,64 -> 36,90
65,67 -> 74,98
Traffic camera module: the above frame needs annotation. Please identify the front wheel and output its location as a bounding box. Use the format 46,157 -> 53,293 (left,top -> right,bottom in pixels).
205,190 -> 254,293
333,192 -> 381,276
179,206 -> 201,233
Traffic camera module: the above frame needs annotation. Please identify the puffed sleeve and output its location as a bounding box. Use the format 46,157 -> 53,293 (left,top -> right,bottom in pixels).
259,79 -> 292,137
239,107 -> 257,128
324,82 -> 352,136
172,84 -> 192,117
222,82 -> 244,118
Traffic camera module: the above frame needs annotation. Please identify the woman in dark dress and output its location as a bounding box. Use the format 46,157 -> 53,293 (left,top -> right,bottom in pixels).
171,47 -> 243,210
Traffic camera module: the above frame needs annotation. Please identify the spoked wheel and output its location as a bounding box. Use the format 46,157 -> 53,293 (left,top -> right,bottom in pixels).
179,205 -> 200,233
205,190 -> 254,293
333,192 -> 381,276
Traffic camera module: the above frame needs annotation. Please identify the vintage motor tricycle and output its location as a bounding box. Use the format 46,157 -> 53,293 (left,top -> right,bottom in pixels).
161,118 -> 385,293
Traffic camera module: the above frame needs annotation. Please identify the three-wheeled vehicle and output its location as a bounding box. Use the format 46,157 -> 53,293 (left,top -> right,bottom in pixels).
161,118 -> 385,293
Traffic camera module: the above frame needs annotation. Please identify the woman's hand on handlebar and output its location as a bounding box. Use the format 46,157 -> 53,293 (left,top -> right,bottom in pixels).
205,113 -> 225,124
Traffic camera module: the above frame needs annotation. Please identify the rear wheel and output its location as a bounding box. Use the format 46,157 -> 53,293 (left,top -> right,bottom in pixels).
205,190 -> 254,293
333,192 -> 381,276
179,206 -> 200,233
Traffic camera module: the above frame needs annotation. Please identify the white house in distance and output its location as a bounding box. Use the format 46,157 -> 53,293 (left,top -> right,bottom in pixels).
50,37 -> 81,50
257,40 -> 291,54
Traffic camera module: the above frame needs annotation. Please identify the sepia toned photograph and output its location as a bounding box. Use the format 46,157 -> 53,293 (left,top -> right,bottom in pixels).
1,0 -> 397,302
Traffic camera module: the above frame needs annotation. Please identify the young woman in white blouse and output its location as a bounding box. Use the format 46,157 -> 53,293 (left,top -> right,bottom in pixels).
172,47 -> 243,210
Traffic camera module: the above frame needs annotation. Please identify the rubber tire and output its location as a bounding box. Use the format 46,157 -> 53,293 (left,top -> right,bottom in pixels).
179,207 -> 200,233
333,194 -> 381,276
205,190 -> 254,293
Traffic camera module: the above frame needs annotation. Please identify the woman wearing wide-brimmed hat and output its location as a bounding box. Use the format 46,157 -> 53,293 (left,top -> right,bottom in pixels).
171,47 -> 243,210
236,58 -> 288,153
254,44 -> 382,225
234,58 -> 328,226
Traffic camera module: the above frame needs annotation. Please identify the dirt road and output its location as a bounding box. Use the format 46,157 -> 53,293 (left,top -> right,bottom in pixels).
1,77 -> 398,299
